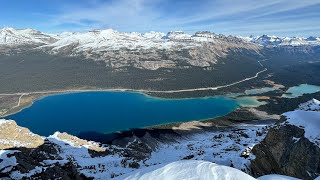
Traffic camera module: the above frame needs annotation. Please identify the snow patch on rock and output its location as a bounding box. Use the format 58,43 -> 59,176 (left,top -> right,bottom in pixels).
284,110 -> 320,147
0,150 -> 18,173
283,99 -> 320,147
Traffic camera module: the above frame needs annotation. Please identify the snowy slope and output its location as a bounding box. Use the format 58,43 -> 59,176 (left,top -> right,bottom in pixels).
297,98 -> 320,111
0,27 -> 57,46
115,160 -> 304,180
115,160 -> 256,180
283,99 -> 320,147
242,35 -> 320,46
284,110 -> 320,147
42,29 -> 177,52
258,174 -> 300,180
0,150 -> 18,173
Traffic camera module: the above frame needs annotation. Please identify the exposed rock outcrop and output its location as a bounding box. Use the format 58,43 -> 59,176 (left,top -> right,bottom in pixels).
50,132 -> 106,152
251,124 -> 320,179
0,120 -> 44,150
250,99 -> 320,179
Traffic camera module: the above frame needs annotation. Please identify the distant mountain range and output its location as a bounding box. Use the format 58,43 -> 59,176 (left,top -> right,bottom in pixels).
241,34 -> 320,47
1,27 -> 320,71
0,27 -> 260,70
1,27 -> 319,48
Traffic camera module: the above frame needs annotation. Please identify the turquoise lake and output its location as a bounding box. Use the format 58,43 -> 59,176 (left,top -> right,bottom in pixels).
245,87 -> 277,95
282,84 -> 320,98
6,91 -> 251,136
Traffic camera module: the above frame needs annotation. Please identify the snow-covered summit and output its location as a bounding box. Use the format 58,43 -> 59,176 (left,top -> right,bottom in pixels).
0,27 -> 58,46
1,27 -> 319,48
43,29 -> 179,51
242,35 -> 320,46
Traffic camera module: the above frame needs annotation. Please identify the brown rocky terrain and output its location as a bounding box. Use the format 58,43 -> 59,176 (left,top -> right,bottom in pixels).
0,120 -> 44,150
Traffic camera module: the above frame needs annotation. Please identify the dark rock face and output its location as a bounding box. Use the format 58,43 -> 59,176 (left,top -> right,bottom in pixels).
0,140 -> 84,180
251,124 -> 320,179
29,162 -> 86,180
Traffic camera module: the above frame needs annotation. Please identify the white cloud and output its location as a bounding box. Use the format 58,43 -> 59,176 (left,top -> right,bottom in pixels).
44,0 -> 320,36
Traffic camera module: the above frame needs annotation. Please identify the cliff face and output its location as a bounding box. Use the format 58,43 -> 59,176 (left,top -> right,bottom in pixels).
251,124 -> 320,179
251,99 -> 320,179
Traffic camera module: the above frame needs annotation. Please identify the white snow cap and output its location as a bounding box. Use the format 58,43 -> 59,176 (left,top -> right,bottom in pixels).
115,160 -> 256,180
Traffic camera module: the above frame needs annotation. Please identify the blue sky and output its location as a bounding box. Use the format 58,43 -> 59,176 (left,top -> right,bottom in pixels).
1,0 -> 320,36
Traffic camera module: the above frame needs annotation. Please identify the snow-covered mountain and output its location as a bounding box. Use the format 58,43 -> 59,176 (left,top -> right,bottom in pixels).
1,27 -> 319,48
41,29 -> 177,52
0,27 -> 58,46
0,27 -> 263,70
1,27 -> 319,70
41,29 -> 253,52
241,34 -> 320,46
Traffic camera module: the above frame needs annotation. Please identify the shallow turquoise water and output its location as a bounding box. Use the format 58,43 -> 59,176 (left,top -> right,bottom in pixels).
245,87 -> 277,95
282,84 -> 320,98
6,91 -> 245,136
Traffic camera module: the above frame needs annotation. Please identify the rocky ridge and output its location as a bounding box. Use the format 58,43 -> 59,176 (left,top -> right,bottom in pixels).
1,27 -> 260,70
2,27 -> 320,71
0,120 -> 44,150
242,34 -> 320,47
251,99 -> 320,179
0,118 -> 271,179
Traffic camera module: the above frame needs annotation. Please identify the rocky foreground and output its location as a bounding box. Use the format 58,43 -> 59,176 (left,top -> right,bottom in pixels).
0,99 -> 320,179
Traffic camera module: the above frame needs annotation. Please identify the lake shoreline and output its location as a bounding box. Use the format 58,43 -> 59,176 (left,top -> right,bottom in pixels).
1,86 -> 264,118
5,90 -> 269,136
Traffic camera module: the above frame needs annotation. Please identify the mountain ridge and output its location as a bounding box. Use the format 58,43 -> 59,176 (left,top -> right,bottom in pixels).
1,27 -> 319,47
0,27 -> 262,70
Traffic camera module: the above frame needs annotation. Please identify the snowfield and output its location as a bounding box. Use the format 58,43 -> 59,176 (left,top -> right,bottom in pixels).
283,99 -> 320,147
115,160 -> 305,180
285,110 -> 320,146
258,174 -> 300,180
115,160 -> 256,180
